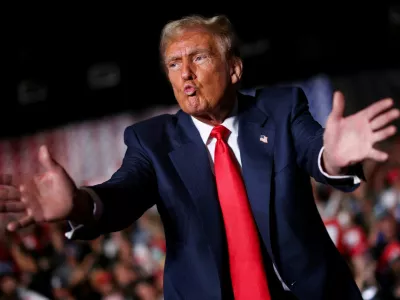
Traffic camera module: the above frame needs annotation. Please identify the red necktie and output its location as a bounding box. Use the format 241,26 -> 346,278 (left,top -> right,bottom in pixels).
211,125 -> 271,300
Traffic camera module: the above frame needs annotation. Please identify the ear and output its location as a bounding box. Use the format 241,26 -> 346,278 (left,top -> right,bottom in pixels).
230,57 -> 243,85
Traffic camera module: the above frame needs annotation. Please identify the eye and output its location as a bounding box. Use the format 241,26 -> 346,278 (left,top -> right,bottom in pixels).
194,55 -> 207,62
168,62 -> 180,70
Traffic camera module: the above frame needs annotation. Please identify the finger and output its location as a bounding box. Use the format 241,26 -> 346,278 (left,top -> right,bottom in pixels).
365,98 -> 394,120
20,184 -> 43,222
0,201 -> 26,213
330,91 -> 345,120
372,125 -> 397,143
370,108 -> 400,131
368,148 -> 389,162
38,145 -> 59,171
7,214 -> 34,232
0,186 -> 20,200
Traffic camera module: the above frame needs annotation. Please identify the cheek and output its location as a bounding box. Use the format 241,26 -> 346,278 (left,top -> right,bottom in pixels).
168,77 -> 182,94
198,66 -> 228,91
168,73 -> 178,86
204,74 -> 229,96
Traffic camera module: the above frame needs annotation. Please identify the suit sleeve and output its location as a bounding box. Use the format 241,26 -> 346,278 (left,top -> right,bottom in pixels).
290,87 -> 365,192
69,125 -> 158,240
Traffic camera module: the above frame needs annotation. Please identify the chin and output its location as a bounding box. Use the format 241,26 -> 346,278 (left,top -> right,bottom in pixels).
183,107 -> 206,117
183,96 -> 207,115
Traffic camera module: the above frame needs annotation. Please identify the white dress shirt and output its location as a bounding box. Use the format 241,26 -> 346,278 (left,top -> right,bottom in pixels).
66,102 -> 360,291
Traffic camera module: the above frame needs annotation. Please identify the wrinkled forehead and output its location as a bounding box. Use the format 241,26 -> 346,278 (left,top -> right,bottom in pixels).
164,28 -> 221,60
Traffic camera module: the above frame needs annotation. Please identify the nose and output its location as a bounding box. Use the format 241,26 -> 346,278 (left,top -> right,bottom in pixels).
181,60 -> 195,81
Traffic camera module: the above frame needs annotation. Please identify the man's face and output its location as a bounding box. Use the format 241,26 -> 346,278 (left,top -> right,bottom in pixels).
164,28 -> 241,118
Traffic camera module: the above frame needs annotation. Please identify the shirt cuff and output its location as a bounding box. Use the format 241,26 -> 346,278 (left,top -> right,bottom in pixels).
64,187 -> 103,239
318,147 -> 361,185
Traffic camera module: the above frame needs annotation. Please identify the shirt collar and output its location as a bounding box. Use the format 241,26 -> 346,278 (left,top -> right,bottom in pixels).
191,99 -> 239,145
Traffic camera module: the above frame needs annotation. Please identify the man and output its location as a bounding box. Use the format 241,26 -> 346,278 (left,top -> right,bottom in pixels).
0,15 -> 399,300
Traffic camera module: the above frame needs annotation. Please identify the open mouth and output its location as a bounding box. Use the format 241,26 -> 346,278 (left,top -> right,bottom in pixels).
184,85 -> 197,96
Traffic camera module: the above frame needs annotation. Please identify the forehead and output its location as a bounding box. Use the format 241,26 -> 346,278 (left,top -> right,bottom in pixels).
165,29 -> 219,59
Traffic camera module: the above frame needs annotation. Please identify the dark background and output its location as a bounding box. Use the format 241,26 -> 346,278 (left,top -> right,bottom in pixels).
5,3 -> 400,137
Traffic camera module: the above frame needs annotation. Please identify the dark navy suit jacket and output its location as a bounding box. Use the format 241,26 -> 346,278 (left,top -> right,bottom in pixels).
72,86 -> 364,300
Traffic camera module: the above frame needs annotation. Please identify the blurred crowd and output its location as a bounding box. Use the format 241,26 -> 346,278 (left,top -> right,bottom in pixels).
316,138 -> 400,300
0,205 -> 165,300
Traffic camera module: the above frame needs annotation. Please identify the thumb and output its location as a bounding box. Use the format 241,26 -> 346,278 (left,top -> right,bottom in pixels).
330,91 -> 346,120
38,145 -> 58,171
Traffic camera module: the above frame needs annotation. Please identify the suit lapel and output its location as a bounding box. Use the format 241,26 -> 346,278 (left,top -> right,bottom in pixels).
168,111 -> 226,270
238,93 -> 276,261
168,93 -> 276,270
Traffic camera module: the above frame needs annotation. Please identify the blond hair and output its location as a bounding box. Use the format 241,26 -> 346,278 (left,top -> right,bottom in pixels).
159,15 -> 241,64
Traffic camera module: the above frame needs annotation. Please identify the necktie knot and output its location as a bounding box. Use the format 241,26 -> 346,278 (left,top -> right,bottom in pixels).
210,125 -> 230,141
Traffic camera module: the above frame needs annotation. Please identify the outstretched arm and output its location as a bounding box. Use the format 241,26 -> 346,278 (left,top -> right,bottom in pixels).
68,125 -> 159,240
290,88 -> 398,191
0,125 -> 158,241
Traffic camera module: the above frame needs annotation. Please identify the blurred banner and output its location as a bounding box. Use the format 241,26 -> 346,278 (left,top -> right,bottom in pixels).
296,74 -> 333,127
242,68 -> 400,129
331,69 -> 400,116
0,106 -> 179,186
241,73 -> 334,127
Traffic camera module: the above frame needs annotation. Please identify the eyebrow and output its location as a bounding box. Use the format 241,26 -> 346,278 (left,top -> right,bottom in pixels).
165,49 -> 211,63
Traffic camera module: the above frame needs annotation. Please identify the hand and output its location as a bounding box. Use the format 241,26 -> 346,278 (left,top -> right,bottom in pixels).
323,91 -> 400,175
0,145 -> 78,231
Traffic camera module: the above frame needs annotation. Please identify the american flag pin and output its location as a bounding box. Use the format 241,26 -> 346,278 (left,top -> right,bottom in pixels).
260,135 -> 268,143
